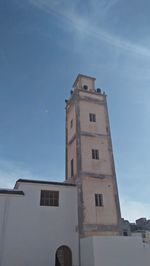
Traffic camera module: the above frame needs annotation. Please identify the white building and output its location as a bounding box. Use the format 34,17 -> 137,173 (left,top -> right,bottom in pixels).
0,180 -> 79,266
0,74 -> 150,266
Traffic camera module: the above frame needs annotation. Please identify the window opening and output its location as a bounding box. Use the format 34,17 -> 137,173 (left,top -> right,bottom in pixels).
40,190 -> 59,206
92,149 -> 99,160
95,194 -> 103,207
71,159 -> 74,177
123,230 -> 128,236
83,85 -> 88,90
70,119 -> 73,128
89,113 -> 96,122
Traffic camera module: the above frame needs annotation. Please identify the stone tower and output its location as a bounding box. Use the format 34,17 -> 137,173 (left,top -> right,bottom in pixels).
65,74 -> 121,237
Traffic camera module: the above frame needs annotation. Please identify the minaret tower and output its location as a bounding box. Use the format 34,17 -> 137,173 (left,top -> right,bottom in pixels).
65,74 -> 121,237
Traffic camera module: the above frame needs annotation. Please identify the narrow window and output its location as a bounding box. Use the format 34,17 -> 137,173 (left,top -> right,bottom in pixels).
89,113 -> 96,122
123,230 -> 128,236
95,194 -> 103,207
40,190 -> 59,206
71,159 -> 74,176
92,149 -> 99,160
70,119 -> 73,128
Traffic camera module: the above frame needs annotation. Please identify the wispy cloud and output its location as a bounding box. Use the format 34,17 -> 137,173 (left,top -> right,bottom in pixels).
29,0 -> 150,57
93,0 -> 121,16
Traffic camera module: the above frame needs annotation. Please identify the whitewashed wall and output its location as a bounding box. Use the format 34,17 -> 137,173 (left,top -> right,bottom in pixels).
81,236 -> 150,266
0,182 -> 79,266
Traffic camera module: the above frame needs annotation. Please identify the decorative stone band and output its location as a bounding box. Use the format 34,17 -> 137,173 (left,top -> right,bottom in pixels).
83,224 -> 119,232
80,172 -> 113,179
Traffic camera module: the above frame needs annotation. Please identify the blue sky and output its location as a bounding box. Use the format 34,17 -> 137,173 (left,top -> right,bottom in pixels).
0,0 -> 150,222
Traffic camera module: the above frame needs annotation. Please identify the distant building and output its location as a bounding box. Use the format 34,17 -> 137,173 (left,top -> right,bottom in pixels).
121,218 -> 131,236
0,74 -> 150,266
121,217 -> 150,244
127,217 -> 150,244
136,218 -> 150,230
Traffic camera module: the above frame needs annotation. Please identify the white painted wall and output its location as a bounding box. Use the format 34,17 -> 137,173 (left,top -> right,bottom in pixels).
0,182 -> 79,266
132,231 -> 150,244
81,236 -> 150,266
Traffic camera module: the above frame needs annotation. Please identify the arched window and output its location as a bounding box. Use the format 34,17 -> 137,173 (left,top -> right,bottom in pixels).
55,245 -> 72,266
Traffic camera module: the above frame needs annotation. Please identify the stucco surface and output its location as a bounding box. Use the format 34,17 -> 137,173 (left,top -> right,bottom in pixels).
81,136 -> 112,175
80,101 -> 107,135
82,177 -> 117,225
75,76 -> 95,92
81,236 -> 150,266
0,183 -> 79,266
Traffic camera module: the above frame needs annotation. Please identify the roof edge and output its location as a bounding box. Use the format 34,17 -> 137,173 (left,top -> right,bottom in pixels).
72,74 -> 96,87
16,179 -> 76,187
0,189 -> 24,195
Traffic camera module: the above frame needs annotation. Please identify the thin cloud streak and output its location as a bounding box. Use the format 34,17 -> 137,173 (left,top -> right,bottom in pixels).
95,0 -> 121,16
29,0 -> 150,57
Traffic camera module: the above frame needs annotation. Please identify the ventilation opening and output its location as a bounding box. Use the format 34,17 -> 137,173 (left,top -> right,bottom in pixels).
83,85 -> 88,90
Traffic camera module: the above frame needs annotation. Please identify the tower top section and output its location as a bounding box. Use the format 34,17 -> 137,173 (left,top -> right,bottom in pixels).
72,74 -> 96,92
65,74 -> 106,106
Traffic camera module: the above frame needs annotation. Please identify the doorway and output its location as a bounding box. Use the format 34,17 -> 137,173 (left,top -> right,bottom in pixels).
55,245 -> 72,266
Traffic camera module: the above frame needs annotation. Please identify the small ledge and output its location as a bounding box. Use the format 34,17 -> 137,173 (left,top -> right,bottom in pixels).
0,189 -> 24,195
